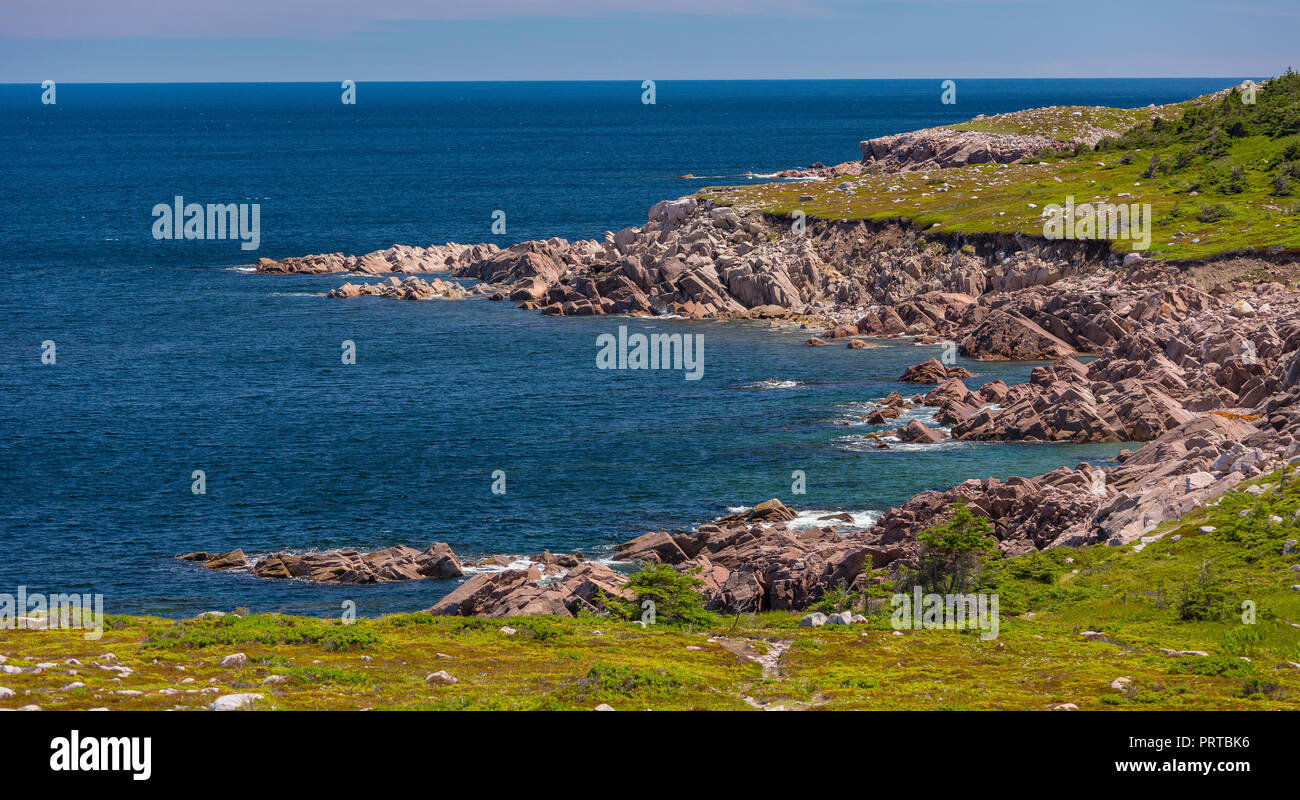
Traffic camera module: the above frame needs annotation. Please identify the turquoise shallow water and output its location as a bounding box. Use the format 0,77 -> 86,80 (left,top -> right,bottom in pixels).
1,80 -> 1235,615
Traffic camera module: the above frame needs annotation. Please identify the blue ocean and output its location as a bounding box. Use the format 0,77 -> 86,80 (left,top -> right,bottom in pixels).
0,79 -> 1241,616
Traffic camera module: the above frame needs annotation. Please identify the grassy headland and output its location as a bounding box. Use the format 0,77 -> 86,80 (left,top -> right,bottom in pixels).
704,73 -> 1300,261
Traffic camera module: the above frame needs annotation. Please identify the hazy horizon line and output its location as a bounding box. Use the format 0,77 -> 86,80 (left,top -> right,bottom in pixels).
0,76 -> 1263,86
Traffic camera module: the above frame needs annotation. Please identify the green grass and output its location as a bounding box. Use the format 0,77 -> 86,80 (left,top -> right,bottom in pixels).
3,471 -> 1299,710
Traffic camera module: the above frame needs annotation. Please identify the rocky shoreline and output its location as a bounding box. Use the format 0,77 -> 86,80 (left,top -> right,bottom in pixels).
235,97 -> 1300,619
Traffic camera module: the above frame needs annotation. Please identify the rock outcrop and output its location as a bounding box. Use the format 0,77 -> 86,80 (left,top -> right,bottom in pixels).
425,562 -> 632,618
178,550 -> 247,570
898,358 -> 974,383
180,543 -> 464,584
611,499 -> 891,613
256,243 -> 499,275
326,275 -> 493,301
860,128 -> 1063,172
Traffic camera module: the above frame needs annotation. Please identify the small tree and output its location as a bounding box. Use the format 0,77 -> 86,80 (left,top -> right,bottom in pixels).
601,563 -> 716,628
913,502 -> 999,594
1177,562 -> 1228,622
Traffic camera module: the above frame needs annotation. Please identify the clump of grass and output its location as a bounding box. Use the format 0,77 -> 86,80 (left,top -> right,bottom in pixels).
143,614 -> 378,651
1240,677 -> 1284,700
570,663 -> 684,701
1168,655 -> 1254,679
286,666 -> 374,685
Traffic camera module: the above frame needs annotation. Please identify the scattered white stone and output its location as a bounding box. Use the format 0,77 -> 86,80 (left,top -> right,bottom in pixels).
262,675 -> 288,686
0,687 -> 14,699
17,704 -> 41,711
59,682 -> 85,691
594,703 -> 616,711
220,653 -> 249,668
1198,526 -> 1216,534
825,611 -> 854,625
499,626 -> 517,636
1050,703 -> 1079,711
1109,677 -> 1132,690
211,693 -> 262,711
425,670 -> 458,686
798,612 -> 827,628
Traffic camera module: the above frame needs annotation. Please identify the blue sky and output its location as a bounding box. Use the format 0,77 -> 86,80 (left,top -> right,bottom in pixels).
1,0 -> 1296,82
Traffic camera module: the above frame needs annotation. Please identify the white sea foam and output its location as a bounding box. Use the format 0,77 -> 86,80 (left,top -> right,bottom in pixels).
737,379 -> 805,390
461,556 -> 540,575
787,509 -> 880,531
719,506 -> 879,531
832,398 -> 939,427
